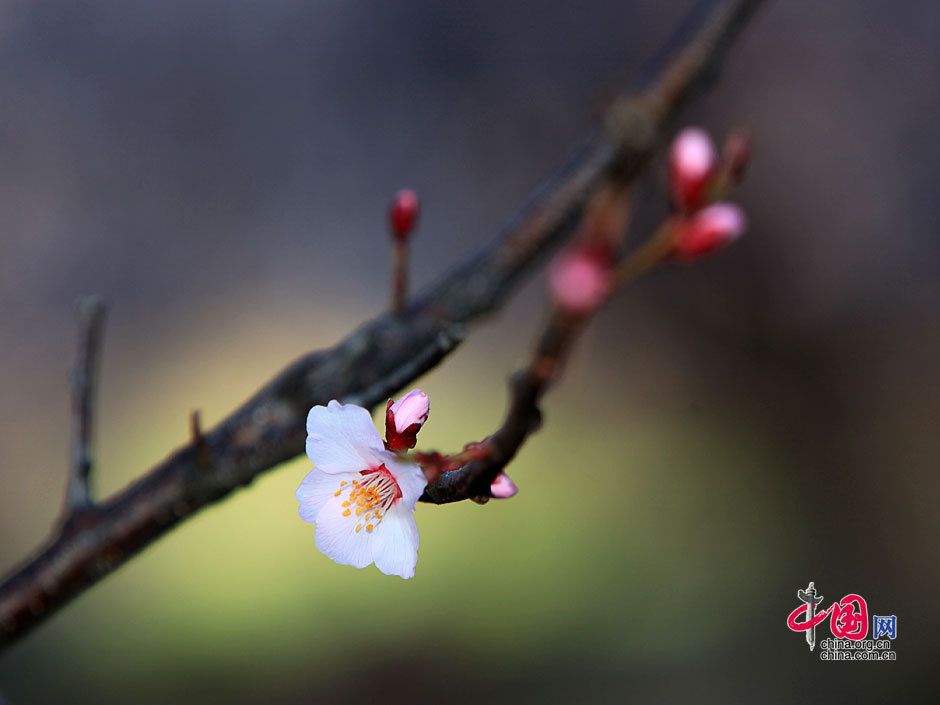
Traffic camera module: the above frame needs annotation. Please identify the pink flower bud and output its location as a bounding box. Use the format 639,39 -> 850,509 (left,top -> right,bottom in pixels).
389,189 -> 420,242
673,203 -> 747,261
549,249 -> 610,315
669,127 -> 718,210
385,389 -> 429,451
490,472 -> 518,499
389,389 -> 429,432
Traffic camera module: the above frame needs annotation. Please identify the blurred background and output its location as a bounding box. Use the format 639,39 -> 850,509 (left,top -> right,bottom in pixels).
0,0 -> 936,702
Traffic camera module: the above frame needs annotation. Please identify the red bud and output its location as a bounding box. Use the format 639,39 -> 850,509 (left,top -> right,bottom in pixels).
669,127 -> 718,210
673,203 -> 747,260
389,189 -> 420,241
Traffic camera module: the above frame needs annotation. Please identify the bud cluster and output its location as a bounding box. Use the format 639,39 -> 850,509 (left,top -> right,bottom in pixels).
668,127 -> 750,260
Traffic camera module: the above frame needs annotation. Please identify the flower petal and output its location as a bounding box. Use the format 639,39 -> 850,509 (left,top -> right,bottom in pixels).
489,472 -> 518,499
380,452 -> 428,510
313,496 -> 376,570
295,469 -> 359,524
371,502 -> 420,579
306,400 -> 384,474
389,389 -> 430,433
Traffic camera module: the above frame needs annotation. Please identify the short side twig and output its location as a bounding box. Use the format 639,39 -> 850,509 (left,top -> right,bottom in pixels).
64,297 -> 107,514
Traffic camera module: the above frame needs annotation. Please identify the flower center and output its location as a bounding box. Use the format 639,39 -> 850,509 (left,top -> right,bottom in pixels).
334,464 -> 401,534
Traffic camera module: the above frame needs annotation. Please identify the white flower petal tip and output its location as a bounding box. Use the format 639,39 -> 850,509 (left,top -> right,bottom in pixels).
305,399 -> 385,474
490,472 -> 518,499
385,389 -> 430,451
299,398 -> 428,578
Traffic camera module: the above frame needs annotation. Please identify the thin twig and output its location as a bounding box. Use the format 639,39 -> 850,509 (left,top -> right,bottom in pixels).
421,316 -> 572,504
422,213 -> 676,504
391,240 -> 409,313
64,297 -> 107,514
0,0 -> 765,651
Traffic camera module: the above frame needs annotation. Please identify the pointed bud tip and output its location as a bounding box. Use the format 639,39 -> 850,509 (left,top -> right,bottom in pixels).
389,189 -> 420,241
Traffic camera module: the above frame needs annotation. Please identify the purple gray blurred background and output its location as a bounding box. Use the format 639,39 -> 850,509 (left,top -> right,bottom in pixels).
0,1 -> 936,703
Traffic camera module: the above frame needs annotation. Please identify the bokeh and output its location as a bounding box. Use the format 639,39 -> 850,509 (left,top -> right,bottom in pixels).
1,1 -> 936,703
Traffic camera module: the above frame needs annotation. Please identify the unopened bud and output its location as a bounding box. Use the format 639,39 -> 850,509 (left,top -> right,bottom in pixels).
673,203 -> 747,261
385,389 -> 429,451
389,189 -> 420,241
549,248 -> 610,315
669,127 -> 718,210
490,472 -> 518,499
722,130 -> 751,185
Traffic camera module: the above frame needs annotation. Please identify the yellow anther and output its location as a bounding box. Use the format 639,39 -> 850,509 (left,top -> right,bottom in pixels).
355,524 -> 362,533
342,509 -> 351,517
333,489 -> 341,496
355,507 -> 364,515
340,481 -> 347,486
342,501 -> 350,507
366,524 -> 374,532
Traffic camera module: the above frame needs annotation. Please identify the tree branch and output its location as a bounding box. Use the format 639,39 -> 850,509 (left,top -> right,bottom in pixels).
0,0 -> 765,651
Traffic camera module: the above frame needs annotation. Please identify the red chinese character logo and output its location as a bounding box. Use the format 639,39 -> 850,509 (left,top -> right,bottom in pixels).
787,602 -> 830,632
829,594 -> 868,640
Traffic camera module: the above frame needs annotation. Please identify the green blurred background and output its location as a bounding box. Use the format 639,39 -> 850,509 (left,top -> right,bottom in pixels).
0,1 -> 937,702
